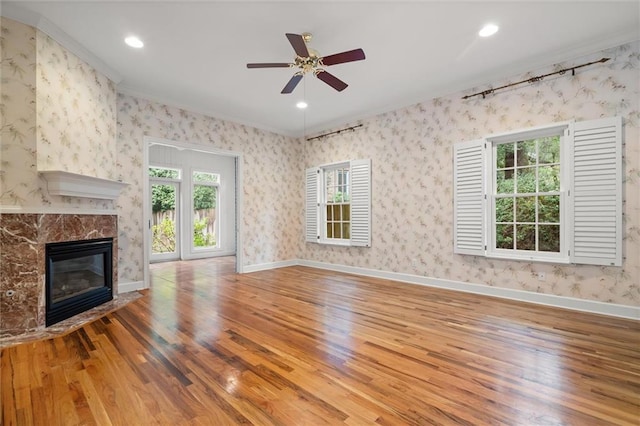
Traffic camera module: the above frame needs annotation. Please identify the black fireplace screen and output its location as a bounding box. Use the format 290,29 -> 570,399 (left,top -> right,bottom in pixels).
46,238 -> 113,326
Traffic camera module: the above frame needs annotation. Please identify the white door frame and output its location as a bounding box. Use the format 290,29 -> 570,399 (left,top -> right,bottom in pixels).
143,136 -> 244,288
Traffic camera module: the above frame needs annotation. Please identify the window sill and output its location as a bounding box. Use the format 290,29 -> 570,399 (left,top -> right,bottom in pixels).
318,239 -> 352,247
486,252 -> 570,264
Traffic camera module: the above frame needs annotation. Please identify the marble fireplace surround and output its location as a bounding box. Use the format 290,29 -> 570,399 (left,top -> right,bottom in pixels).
0,213 -> 119,337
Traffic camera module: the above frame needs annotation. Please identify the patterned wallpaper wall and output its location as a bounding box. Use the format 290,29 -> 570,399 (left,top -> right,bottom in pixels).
116,95 -> 303,281
36,30 -> 117,180
0,18 -> 117,210
302,42 -> 640,307
1,18 -> 38,206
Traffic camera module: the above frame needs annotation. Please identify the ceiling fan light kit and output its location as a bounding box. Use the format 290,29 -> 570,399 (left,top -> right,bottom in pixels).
247,33 -> 365,94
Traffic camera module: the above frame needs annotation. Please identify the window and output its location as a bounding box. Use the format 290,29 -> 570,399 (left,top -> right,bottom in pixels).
324,165 -> 351,241
454,116 -> 622,266
149,166 -> 181,180
491,132 -> 564,260
306,159 -> 371,246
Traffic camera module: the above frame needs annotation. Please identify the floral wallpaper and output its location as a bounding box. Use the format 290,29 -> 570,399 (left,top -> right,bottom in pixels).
116,95 -> 303,282
1,18 -> 38,206
302,41 -> 640,307
36,30 -> 117,180
0,17 -> 116,210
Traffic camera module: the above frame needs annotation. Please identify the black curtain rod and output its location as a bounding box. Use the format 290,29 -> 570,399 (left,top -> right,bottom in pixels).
306,124 -> 363,141
462,57 -> 610,100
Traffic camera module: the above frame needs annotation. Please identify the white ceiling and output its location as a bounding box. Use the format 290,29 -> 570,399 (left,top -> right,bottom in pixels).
3,1 -> 639,137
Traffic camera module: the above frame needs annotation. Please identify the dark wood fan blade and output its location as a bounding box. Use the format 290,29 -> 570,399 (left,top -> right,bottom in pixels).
321,48 -> 366,66
316,71 -> 348,92
286,33 -> 309,57
247,63 -> 291,68
281,74 -> 303,94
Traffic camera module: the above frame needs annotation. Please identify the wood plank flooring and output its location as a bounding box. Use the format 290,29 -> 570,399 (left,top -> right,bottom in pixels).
2,257 -> 639,425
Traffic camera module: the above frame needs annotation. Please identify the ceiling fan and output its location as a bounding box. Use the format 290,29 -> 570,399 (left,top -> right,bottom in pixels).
247,33 -> 365,94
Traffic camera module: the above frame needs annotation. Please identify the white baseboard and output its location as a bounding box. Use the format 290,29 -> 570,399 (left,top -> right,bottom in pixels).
285,259 -> 638,320
118,280 -> 145,293
242,259 -> 298,273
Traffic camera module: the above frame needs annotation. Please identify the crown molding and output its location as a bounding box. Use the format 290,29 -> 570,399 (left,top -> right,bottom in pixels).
1,3 -> 122,84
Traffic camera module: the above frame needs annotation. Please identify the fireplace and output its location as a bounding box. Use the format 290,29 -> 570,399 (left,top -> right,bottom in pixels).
0,214 -> 118,336
46,238 -> 114,326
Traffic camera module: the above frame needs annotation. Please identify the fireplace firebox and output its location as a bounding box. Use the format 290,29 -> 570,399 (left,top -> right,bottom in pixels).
46,238 -> 113,326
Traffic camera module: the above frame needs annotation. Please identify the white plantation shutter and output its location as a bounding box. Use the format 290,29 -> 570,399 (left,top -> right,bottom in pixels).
570,116 -> 622,266
305,167 -> 319,243
350,159 -> 371,247
454,139 -> 486,255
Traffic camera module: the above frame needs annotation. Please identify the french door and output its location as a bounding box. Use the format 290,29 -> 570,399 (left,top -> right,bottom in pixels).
150,180 -> 181,262
190,171 -> 219,254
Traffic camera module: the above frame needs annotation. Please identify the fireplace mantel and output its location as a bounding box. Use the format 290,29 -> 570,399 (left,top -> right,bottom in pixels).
39,170 -> 128,200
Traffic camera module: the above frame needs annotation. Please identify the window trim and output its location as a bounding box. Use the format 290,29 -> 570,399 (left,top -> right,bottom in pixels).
485,123 -> 570,263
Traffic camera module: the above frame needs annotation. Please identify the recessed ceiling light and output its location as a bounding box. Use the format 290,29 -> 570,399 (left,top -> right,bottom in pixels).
296,101 -> 308,109
125,36 -> 144,48
479,24 -> 499,38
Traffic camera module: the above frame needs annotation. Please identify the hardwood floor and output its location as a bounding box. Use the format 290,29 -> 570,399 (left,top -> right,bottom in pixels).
2,257 -> 639,425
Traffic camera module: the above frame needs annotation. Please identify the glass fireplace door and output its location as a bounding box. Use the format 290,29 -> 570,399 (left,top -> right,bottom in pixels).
46,238 -> 113,326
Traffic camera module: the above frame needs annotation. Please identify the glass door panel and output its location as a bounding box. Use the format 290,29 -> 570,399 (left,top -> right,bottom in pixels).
150,182 -> 180,261
192,184 -> 218,250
